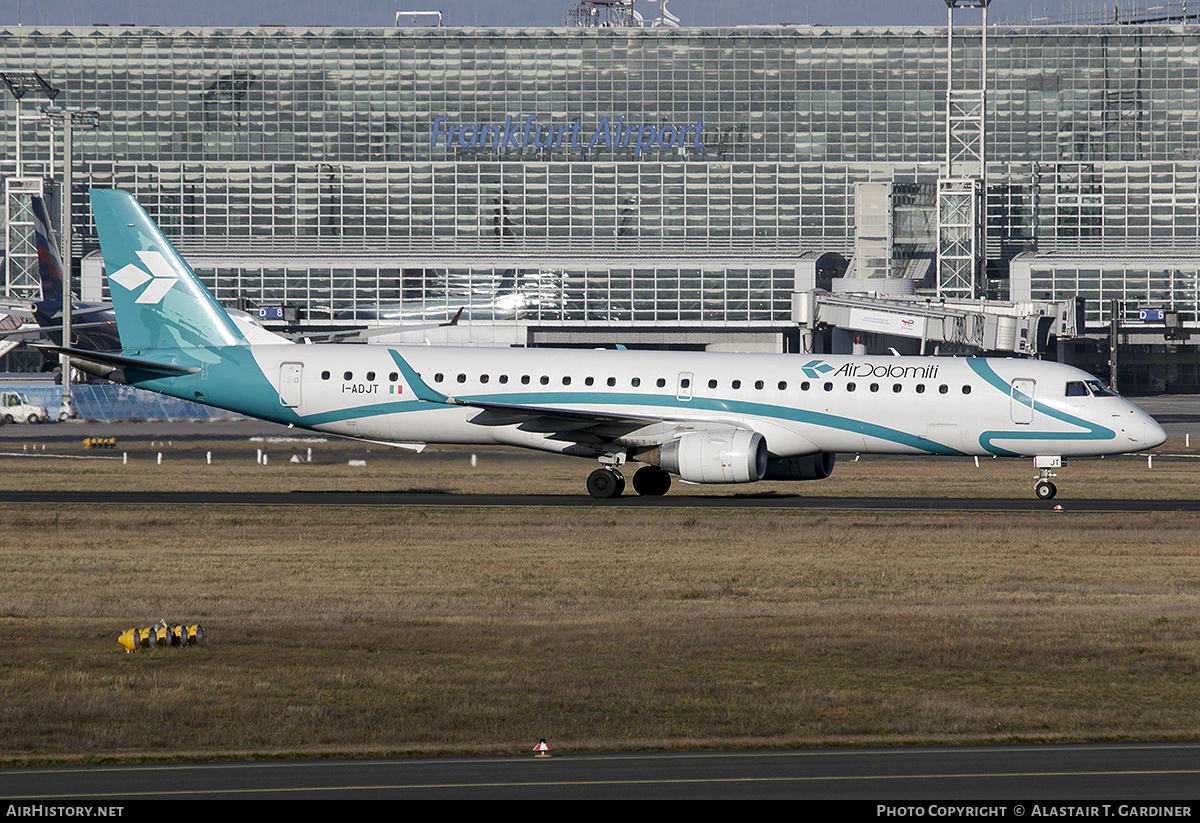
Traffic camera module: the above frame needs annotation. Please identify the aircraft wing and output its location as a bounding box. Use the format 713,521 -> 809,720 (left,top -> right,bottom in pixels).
444,394 -> 751,447
389,348 -> 751,446
38,304 -> 114,320
0,301 -> 35,320
0,311 -> 47,344
297,307 -> 464,343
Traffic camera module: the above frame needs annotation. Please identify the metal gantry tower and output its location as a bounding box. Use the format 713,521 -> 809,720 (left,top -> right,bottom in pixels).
2,71 -> 59,302
937,0 -> 990,300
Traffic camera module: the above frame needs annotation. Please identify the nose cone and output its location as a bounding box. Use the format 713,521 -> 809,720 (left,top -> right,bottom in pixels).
1143,414 -> 1168,449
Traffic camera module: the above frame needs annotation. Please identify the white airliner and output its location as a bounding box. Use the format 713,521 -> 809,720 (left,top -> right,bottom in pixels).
49,190 -> 1167,500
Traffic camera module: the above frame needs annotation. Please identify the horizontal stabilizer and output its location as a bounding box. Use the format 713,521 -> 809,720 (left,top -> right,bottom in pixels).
32,343 -> 200,375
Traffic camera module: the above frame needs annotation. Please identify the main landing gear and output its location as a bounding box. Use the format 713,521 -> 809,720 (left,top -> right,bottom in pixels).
586,464 -> 672,499
586,467 -> 625,499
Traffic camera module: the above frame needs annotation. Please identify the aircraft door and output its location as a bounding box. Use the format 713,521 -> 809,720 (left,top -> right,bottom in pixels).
676,372 -> 693,402
1010,378 -> 1034,425
279,362 -> 304,408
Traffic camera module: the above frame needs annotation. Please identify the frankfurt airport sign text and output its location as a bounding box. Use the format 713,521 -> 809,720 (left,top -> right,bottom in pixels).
431,115 -> 705,157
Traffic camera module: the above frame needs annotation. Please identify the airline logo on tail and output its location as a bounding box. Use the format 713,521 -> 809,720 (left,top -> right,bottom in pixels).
110,251 -> 179,305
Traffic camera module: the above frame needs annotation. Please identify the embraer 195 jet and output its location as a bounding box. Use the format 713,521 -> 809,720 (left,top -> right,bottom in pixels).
47,190 -> 1167,500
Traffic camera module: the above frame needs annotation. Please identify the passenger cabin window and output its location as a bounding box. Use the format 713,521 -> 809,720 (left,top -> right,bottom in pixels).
754,380 -> 763,390
457,374 -> 466,383
344,371 -> 353,381
499,375 -> 508,384
366,371 -> 375,381
562,376 -> 571,386
521,375 -> 531,385
631,377 -> 641,387
434,373 -> 444,383
585,377 -> 594,386
708,379 -> 718,389
656,378 -> 666,388
962,385 -> 972,394
540,376 -> 550,385
680,378 -> 691,388
607,377 -> 617,387
480,375 -> 489,384
778,381 -> 787,390
732,380 -> 741,389
389,372 -> 398,382
823,382 -> 833,392
847,382 -> 856,392
321,371 -> 330,380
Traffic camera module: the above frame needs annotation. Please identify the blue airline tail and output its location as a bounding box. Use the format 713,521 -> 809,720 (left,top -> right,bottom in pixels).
30,196 -> 64,303
89,189 -> 246,351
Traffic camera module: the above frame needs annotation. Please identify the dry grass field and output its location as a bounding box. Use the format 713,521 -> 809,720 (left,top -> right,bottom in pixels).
0,438 -> 1198,763
3,431 -> 1200,498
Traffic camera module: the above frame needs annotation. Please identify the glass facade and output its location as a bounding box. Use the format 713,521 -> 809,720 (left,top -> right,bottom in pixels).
2,23 -> 1200,327
1013,256 -> 1200,326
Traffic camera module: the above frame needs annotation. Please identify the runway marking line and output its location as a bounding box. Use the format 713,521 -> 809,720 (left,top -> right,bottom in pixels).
7,768 -> 1200,799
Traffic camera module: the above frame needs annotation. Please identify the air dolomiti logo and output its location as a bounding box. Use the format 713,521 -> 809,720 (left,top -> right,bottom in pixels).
801,360 -> 834,379
835,362 -> 940,379
111,251 -> 179,305
801,359 -> 941,380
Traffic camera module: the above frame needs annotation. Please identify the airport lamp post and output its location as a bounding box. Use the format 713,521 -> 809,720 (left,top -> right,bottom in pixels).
38,106 -> 100,418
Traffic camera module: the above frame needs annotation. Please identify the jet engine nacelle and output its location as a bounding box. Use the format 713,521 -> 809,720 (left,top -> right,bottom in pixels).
763,452 -> 836,481
658,430 -> 767,484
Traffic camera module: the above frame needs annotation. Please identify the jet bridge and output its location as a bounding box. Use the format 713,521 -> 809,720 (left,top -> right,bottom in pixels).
792,288 -> 1077,356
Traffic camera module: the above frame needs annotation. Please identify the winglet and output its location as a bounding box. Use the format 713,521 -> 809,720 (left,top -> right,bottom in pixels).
387,349 -> 449,403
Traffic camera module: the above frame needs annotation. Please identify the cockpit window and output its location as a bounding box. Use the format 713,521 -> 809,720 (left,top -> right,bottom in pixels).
1066,380 -> 1117,398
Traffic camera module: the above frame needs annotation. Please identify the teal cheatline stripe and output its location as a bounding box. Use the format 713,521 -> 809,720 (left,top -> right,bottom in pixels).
966,359 -> 1116,455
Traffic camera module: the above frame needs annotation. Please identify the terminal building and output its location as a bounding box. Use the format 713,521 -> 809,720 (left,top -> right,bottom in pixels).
3,1 -> 1200,391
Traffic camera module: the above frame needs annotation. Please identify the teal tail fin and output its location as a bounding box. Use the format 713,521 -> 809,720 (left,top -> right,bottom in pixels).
89,189 -> 246,351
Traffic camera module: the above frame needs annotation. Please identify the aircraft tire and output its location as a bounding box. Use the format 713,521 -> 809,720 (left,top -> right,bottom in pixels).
633,465 -> 672,496
587,468 -> 623,500
1035,480 -> 1057,500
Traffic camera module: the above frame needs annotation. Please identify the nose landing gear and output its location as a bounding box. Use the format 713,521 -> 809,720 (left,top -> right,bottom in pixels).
1034,455 -> 1061,500
1035,479 -> 1057,500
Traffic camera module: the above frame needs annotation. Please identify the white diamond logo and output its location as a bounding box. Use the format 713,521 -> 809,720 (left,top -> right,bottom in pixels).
110,250 -> 179,305
111,263 -> 150,292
